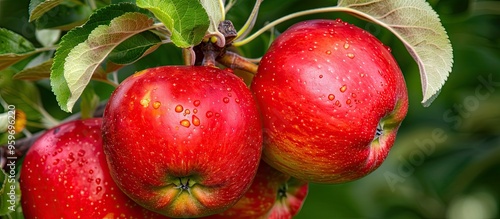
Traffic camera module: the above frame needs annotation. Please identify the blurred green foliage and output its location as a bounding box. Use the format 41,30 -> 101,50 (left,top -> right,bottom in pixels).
1,0 -> 499,218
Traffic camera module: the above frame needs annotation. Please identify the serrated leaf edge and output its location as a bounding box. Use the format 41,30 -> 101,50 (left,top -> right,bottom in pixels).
29,0 -> 64,22
337,0 -> 453,106
62,12 -> 155,112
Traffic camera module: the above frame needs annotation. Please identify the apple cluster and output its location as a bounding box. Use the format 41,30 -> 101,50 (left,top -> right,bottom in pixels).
20,19 -> 407,218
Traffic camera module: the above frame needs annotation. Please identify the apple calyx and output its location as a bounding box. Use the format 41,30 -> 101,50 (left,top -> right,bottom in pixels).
277,184 -> 288,200
175,177 -> 195,195
267,177 -> 309,218
374,123 -> 383,139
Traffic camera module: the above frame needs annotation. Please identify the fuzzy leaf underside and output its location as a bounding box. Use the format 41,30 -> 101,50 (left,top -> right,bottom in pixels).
13,59 -> 53,80
29,0 -> 64,21
338,0 -> 453,107
50,3 -> 151,112
62,12 -> 154,112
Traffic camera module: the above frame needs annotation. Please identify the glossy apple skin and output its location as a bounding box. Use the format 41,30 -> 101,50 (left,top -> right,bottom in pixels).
20,119 -> 169,219
204,161 -> 308,219
251,19 -> 408,183
102,66 -> 263,218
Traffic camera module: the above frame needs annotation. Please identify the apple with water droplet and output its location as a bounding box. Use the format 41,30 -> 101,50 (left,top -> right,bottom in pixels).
102,66 -> 263,217
251,19 -> 408,183
203,161 -> 308,219
20,119 -> 169,218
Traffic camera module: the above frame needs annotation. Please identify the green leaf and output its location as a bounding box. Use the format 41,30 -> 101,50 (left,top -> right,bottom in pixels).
13,59 -> 53,81
0,69 -> 43,122
60,12 -> 154,112
29,0 -> 64,22
0,168 -> 22,217
0,28 -> 37,71
0,53 -> 39,73
107,30 -> 162,65
80,84 -> 100,119
136,0 -> 210,47
0,29 -> 35,54
337,0 -> 453,107
35,3 -> 92,30
0,169 -> 9,214
50,3 -> 151,112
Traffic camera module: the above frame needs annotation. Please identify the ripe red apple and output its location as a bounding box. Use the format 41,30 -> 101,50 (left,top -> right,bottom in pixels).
204,161 -> 308,219
251,19 -> 408,183
20,118 -> 169,219
102,66 -> 263,218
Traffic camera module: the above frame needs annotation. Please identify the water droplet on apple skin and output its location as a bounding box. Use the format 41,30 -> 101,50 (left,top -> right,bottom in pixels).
206,111 -> 213,118
180,119 -> 191,128
175,105 -> 183,113
344,42 -> 350,49
328,94 -> 335,101
77,150 -> 85,157
384,45 -> 392,52
96,186 -> 102,194
192,115 -> 200,126
340,85 -> 347,93
66,152 -> 75,164
153,101 -> 161,109
193,100 -> 200,107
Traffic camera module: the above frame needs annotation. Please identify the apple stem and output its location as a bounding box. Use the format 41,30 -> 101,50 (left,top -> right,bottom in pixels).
202,44 -> 219,67
233,0 -> 263,42
224,0 -> 237,13
217,51 -> 259,75
183,48 -> 196,66
233,6 -> 370,47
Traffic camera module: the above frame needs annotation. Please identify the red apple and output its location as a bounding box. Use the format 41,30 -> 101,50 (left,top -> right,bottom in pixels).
204,161 -> 308,219
251,19 -> 408,183
20,118 -> 169,219
102,66 -> 263,218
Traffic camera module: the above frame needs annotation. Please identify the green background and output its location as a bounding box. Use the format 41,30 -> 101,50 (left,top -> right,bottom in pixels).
1,0 -> 499,218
